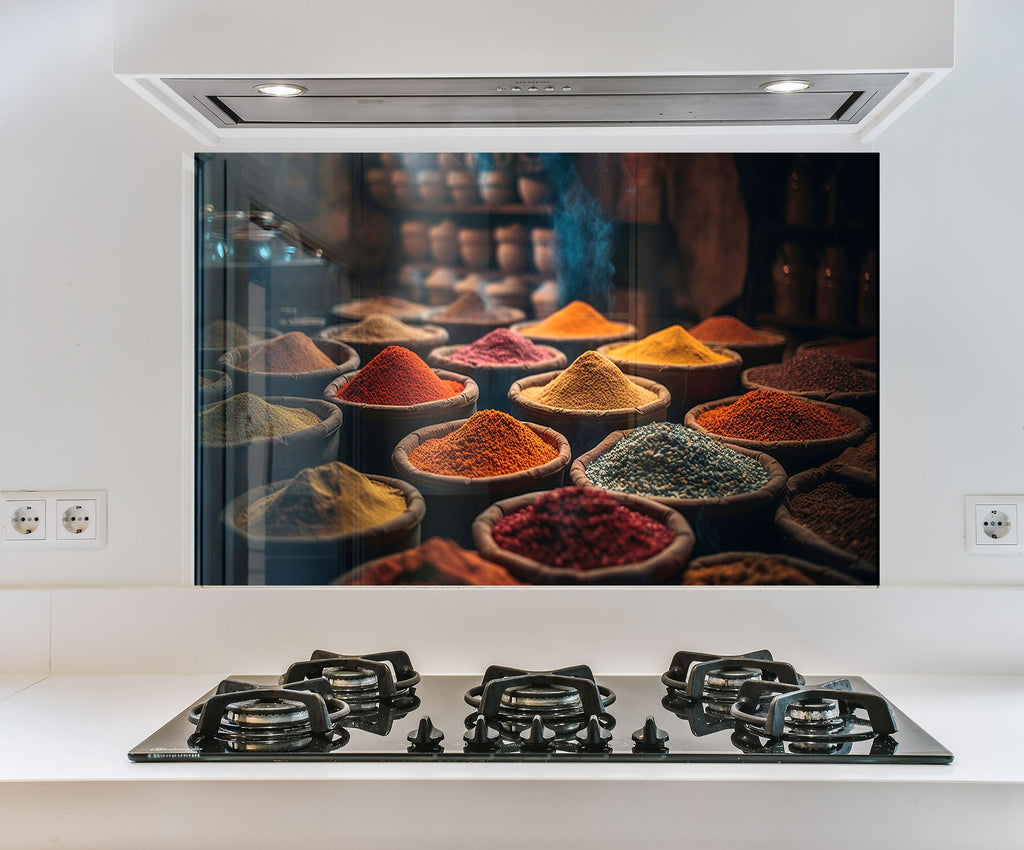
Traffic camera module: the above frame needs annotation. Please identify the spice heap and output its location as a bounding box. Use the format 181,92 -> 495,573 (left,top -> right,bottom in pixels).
521,351 -> 658,410
523,300 -> 628,338
409,410 -> 558,478
325,314 -> 433,343
751,349 -> 876,393
200,393 -> 320,445
336,346 -> 463,406
341,538 -> 523,585
696,390 -> 856,442
605,325 -> 729,366
449,328 -> 552,367
338,296 -> 425,319
835,433 -> 878,474
789,480 -> 878,563
241,332 -> 336,374
235,462 -> 406,538
491,487 -> 674,570
681,555 -> 817,585
688,315 -> 778,345
203,319 -> 253,349
433,292 -> 509,321
586,423 -> 769,500
821,337 -> 878,361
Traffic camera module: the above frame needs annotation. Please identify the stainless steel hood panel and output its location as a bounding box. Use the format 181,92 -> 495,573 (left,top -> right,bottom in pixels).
165,75 -> 905,129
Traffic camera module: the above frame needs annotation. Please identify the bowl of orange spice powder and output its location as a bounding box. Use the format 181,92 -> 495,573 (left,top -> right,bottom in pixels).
391,410 -> 570,546
511,300 -> 636,361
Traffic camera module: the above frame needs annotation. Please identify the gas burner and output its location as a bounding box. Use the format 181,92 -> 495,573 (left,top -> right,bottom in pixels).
280,650 -> 421,707
465,665 -> 616,736
187,677 -> 350,753
730,677 -> 898,744
661,649 -> 804,705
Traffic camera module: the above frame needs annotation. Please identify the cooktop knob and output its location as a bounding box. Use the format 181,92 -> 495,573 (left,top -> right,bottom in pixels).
631,716 -> 669,753
463,715 -> 501,751
520,715 -> 557,752
407,716 -> 444,752
576,714 -> 613,752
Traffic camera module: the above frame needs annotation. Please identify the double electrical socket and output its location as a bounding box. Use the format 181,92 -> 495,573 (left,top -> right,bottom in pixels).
964,495 -> 1023,556
1,490 -> 107,549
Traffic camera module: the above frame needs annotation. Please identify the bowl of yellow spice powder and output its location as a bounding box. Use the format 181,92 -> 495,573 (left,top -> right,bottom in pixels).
600,325 -> 742,420
508,350 -> 669,456
222,461 -> 425,585
392,411 -> 570,547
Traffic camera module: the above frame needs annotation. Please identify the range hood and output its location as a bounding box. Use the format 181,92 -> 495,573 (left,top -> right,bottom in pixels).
113,0 -> 953,145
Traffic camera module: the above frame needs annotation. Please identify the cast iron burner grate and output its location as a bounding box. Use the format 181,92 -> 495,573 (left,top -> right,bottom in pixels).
187,677 -> 351,753
281,650 -> 420,702
662,649 -> 804,703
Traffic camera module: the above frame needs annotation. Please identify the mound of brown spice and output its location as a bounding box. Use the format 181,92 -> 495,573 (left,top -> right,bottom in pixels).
789,481 -> 878,563
236,462 -> 406,538
200,393 -> 321,446
341,537 -> 523,585
523,300 -> 628,338
241,332 -> 336,374
522,350 -> 658,410
337,346 -> 463,406
338,296 -> 426,319
696,390 -> 856,442
681,555 -> 816,585
409,410 -> 558,478
834,433 -> 878,474
752,349 -> 876,393
325,314 -> 433,343
432,292 -> 508,321
688,315 -> 778,345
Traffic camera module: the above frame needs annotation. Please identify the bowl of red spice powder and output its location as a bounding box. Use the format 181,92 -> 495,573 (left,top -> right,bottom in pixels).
222,333 -> 360,400
325,345 -> 478,476
472,486 -> 695,584
686,315 -> 788,370
392,411 -> 571,547
428,328 -> 566,414
773,466 -> 879,585
685,390 -> 872,474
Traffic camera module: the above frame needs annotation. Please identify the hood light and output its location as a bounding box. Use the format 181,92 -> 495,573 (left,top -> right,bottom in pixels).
255,83 -> 307,97
760,80 -> 813,93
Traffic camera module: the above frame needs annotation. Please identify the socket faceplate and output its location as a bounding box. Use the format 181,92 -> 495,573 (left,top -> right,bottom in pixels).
0,491 -> 106,549
965,496 -> 1024,555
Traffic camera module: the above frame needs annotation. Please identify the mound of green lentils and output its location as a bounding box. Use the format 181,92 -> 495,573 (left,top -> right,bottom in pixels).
585,422 -> 770,500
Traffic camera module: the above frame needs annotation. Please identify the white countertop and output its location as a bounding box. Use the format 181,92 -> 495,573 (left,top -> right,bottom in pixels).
0,673 -> 1021,848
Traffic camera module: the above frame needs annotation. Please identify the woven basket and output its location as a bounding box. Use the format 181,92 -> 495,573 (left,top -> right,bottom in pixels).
324,369 -> 478,475
472,489 -> 695,584
319,322 -> 449,364
428,344 -> 566,414
427,306 -> 527,345
680,550 -> 857,586
774,466 -> 878,584
509,370 -> 670,457
688,328 -> 788,370
199,325 -> 279,372
684,395 -> 872,474
222,474 -> 425,585
796,337 -> 877,372
392,418 -> 570,547
598,343 -> 743,419
221,339 -> 359,400
570,428 -> 787,555
741,364 -> 878,422
510,319 -> 636,362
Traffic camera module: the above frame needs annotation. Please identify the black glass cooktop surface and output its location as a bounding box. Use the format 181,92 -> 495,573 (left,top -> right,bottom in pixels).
129,672 -> 953,764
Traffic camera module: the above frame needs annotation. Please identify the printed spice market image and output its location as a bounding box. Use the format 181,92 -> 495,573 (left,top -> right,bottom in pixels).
235,462 -> 407,539
491,487 -> 674,570
696,390 -> 856,441
409,411 -> 558,477
522,300 -> 629,338
522,350 -> 657,410
585,422 -> 769,500
605,325 -> 729,366
336,346 -> 463,405
448,328 -> 553,367
200,393 -> 321,445
240,332 -> 335,373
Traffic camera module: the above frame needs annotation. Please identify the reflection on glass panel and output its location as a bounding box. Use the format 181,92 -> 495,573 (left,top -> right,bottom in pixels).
196,152 -> 878,587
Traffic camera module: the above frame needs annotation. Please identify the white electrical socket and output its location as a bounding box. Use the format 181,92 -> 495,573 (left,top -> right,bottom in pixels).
0,490 -> 106,549
964,496 -> 1024,556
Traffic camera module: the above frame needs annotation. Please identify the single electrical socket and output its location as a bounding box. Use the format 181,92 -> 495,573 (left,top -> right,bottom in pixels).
964,495 -> 1023,555
5,500 -> 46,541
0,490 -> 106,549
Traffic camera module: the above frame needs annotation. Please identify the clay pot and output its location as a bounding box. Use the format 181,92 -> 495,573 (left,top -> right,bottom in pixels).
416,170 -> 447,204
446,170 -> 478,205
478,170 -> 515,205
531,227 -> 557,276
517,175 -> 551,205
399,221 -> 429,261
458,227 -> 492,268
390,169 -> 416,205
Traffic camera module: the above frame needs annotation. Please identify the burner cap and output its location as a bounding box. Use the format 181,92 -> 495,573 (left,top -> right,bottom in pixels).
224,697 -> 311,729
500,683 -> 583,715
323,666 -> 379,694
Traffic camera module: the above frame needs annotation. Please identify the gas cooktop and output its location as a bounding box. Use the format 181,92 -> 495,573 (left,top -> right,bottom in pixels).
129,649 -> 953,764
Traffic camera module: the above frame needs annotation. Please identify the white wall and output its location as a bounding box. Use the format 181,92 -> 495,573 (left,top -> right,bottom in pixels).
0,0 -> 1021,591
